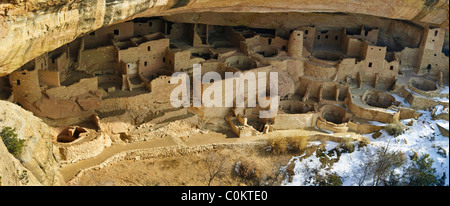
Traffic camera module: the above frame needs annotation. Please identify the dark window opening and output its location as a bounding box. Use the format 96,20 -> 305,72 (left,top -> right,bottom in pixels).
335,36 -> 338,40
148,46 -> 151,51
318,35 -> 320,40
165,22 -> 173,35
282,46 -> 286,51
304,30 -> 308,35
389,66 -> 394,70
434,54 -> 437,56
149,22 -> 153,27
16,80 -> 20,86
89,31 -> 95,36
427,64 -> 432,73
114,30 -> 119,35
22,72 -> 26,75
268,39 -> 272,45
434,30 -> 438,36
144,61 -> 147,67
368,62 -> 373,67
325,35 -> 328,39
163,57 -> 166,62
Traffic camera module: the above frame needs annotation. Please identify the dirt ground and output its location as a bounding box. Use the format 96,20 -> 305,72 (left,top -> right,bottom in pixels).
69,145 -> 300,186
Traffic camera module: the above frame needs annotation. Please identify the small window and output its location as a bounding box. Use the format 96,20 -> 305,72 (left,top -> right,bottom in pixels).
379,49 -> 381,51
317,35 -> 320,40
148,46 -> 151,51
22,72 -> 26,75
335,36 -> 338,40
114,30 -> 119,35
304,30 -> 308,35
325,35 -> 328,39
163,57 -> 166,62
144,61 -> 148,67
389,66 -> 394,70
434,30 -> 438,36
268,39 -> 272,45
149,22 -> 153,27
282,46 -> 286,51
434,54 -> 437,56
89,31 -> 95,36
432,40 -> 435,42
368,62 -> 373,68
16,80 -> 20,86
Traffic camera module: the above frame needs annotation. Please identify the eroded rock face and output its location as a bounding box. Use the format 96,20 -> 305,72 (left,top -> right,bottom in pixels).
0,0 -> 448,76
0,100 -> 64,185
0,137 -> 41,186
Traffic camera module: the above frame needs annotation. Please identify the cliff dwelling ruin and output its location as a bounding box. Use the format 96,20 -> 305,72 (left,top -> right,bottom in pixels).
0,13 -> 449,162
0,0 -> 448,186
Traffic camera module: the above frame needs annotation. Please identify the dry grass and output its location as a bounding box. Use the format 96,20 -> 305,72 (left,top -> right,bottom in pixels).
289,136 -> 309,152
358,137 -> 371,148
237,159 -> 261,180
70,146 -> 293,186
267,135 -> 309,155
285,161 -> 296,183
267,137 -> 288,154
384,121 -> 407,137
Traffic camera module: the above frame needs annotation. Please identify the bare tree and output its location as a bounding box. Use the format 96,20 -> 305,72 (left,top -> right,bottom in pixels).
204,151 -> 226,186
358,141 -> 406,186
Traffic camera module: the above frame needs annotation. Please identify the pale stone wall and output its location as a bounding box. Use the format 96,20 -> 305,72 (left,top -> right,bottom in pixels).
56,133 -> 112,164
273,113 -> 318,130
9,68 -> 42,104
45,77 -> 98,100
38,70 -> 60,87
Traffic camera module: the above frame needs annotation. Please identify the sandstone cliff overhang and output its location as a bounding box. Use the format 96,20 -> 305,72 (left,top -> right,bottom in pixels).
0,0 -> 448,76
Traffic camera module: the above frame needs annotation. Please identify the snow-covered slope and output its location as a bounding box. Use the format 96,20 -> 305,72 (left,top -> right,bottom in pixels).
283,106 -> 449,186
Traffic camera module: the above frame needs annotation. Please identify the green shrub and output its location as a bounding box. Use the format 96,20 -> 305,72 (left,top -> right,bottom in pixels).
407,154 -> 442,186
406,120 -> 414,126
358,138 -> 370,148
315,173 -> 343,186
0,127 -> 24,159
384,122 -> 406,137
372,131 -> 382,139
340,138 -> 355,153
